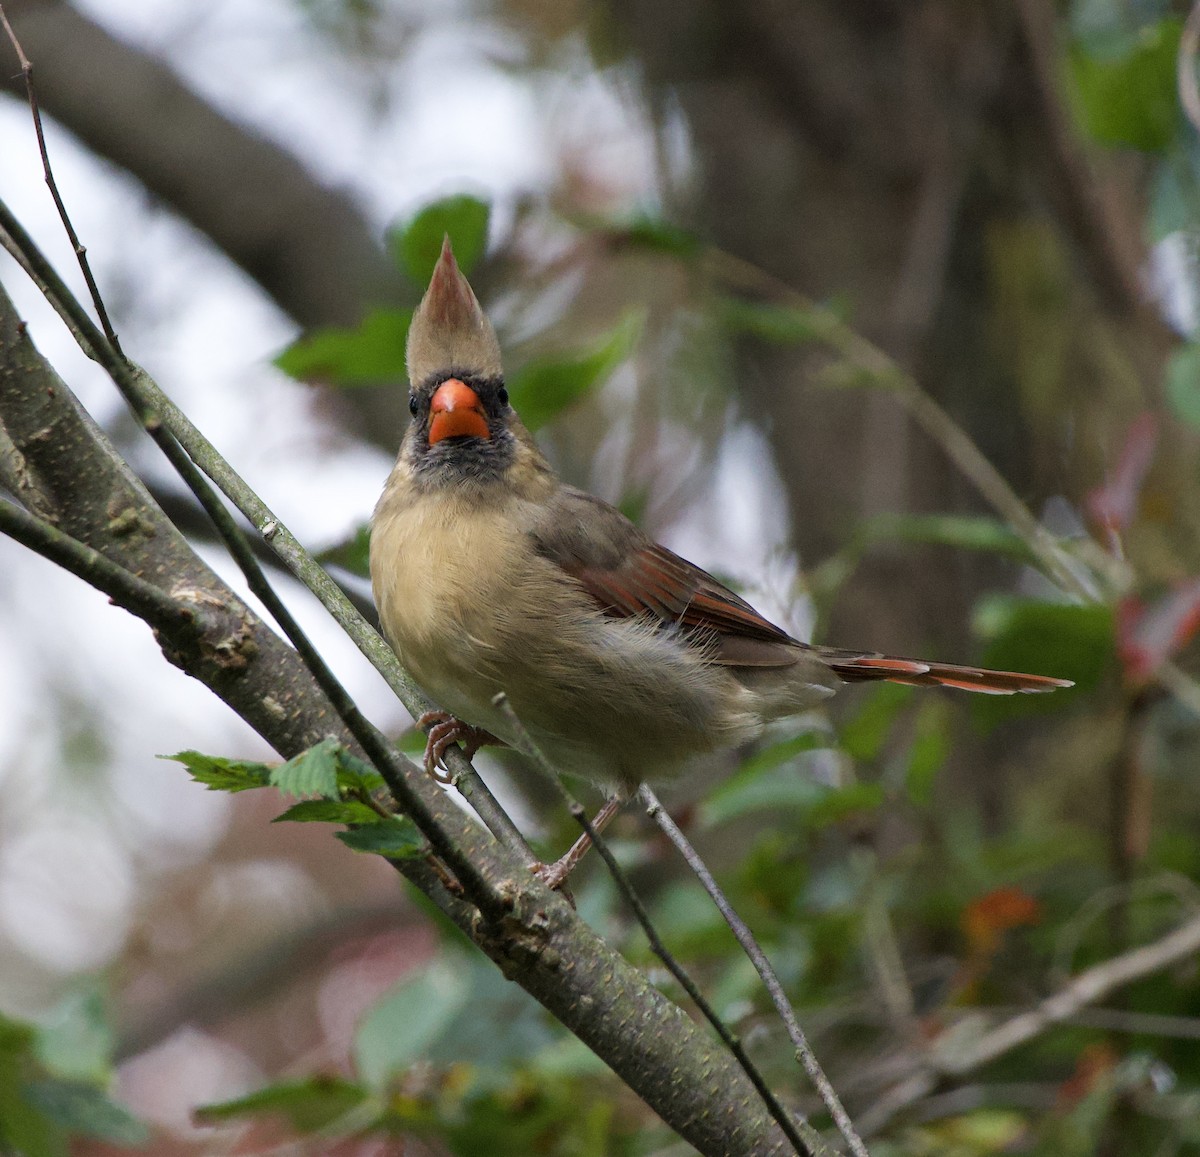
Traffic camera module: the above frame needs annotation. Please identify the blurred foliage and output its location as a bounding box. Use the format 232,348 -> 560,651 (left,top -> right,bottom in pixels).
0,1000 -> 147,1155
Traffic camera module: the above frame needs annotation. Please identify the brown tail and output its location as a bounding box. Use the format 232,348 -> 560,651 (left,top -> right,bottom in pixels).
815,647 -> 1073,695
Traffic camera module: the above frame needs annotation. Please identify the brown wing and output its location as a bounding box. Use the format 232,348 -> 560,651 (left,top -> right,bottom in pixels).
526,487 -> 801,667
526,487 -> 1073,692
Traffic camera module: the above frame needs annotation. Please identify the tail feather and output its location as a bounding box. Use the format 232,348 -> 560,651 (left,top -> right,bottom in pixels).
818,649 -> 1073,695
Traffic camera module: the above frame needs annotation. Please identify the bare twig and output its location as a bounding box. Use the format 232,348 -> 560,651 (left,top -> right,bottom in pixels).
859,909 -> 1200,1134
489,694 -> 827,1157
944,910 -> 1200,1074
0,3 -> 122,354
640,785 -> 871,1157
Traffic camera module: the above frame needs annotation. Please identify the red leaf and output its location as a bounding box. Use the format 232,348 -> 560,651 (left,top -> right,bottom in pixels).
1116,579 -> 1200,683
1086,412 -> 1158,539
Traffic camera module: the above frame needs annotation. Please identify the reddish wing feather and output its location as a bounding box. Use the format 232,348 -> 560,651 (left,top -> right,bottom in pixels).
565,542 -> 800,665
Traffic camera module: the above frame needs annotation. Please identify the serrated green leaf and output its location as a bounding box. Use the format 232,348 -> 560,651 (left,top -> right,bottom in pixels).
1069,19 -> 1183,151
393,194 -> 490,283
270,738 -> 341,800
506,313 -> 641,431
20,1080 -> 149,1146
274,308 -> 410,386
334,749 -> 387,795
196,1076 -> 367,1133
163,750 -> 272,793
335,816 -> 424,859
315,524 -> 371,579
273,799 -> 381,825
1165,343 -> 1200,430
355,968 -> 469,1088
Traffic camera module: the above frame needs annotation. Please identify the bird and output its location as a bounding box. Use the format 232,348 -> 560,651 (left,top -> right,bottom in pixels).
370,238 -> 1072,886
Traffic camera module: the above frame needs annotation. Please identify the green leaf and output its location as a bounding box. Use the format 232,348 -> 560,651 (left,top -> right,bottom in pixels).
196,1076 -> 368,1133
857,512 -> 1035,564
506,312 -> 641,431
839,683 -> 914,763
270,738 -> 342,800
354,968 -> 469,1088
804,782 -> 885,829
970,599 -> 1114,730
717,297 -> 833,345
274,308 -> 411,386
333,749 -> 387,795
905,698 -> 950,806
335,816 -> 425,859
273,799 -> 381,825
1069,19 -> 1183,151
315,524 -> 371,579
392,194 -> 490,283
163,750 -> 272,793
20,1080 -> 149,1146
701,732 -> 831,826
1165,343 -> 1200,430
33,988 -> 112,1085
607,214 -> 700,257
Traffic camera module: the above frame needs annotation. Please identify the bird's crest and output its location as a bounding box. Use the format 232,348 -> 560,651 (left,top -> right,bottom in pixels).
406,236 -> 502,387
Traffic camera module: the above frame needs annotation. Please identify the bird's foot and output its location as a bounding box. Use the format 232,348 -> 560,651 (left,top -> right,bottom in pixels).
416,711 -> 499,782
530,795 -> 626,890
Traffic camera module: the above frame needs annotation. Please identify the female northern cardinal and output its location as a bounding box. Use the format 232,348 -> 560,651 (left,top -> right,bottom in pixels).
371,240 -> 1070,881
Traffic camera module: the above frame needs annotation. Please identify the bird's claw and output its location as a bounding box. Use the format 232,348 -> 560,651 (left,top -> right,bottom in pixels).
416,711 -> 497,782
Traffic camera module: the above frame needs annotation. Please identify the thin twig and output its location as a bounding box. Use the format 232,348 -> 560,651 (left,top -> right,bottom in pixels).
859,909 -> 1200,1134
640,785 -> 871,1157
0,3 -> 122,355
942,910 -> 1200,1074
490,694 -> 826,1157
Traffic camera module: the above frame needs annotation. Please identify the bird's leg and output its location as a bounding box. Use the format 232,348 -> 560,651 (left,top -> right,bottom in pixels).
416,710 -> 502,783
534,794 -> 625,891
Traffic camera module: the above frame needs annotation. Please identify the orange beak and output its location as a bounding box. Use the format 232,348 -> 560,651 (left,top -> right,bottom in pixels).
428,378 -> 491,445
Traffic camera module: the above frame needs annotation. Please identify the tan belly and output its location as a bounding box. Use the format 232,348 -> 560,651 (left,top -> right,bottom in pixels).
371,490 -> 765,789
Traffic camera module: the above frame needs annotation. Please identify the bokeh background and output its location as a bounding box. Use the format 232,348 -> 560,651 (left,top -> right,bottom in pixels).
2,0 -> 1200,1153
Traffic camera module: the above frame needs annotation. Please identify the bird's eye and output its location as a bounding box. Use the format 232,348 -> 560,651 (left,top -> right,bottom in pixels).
408,394 -> 418,416
497,386 -> 509,407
